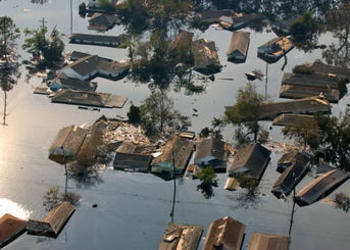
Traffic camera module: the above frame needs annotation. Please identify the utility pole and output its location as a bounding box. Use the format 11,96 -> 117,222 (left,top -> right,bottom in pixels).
70,0 -> 73,35
170,154 -> 176,223
265,62 -> 268,99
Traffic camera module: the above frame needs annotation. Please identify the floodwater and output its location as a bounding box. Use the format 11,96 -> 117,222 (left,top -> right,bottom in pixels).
0,1 -> 349,250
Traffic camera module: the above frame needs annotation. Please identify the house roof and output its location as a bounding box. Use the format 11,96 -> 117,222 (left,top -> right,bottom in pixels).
69,33 -> 129,47
0,214 -> 27,248
159,223 -> 203,250
113,152 -> 152,172
152,136 -> 194,170
195,9 -> 235,24
272,113 -> 317,127
52,73 -> 97,92
247,232 -> 290,250
194,137 -> 227,163
192,39 -> 222,75
89,13 -> 119,27
282,72 -> 340,89
295,169 -> 350,206
310,61 -> 350,80
48,125 -> 87,164
203,216 -> 246,250
70,51 -> 90,61
258,96 -> 332,120
228,143 -> 271,180
227,31 -> 250,57
168,30 -> 194,58
276,150 -> 299,173
272,152 -> 311,198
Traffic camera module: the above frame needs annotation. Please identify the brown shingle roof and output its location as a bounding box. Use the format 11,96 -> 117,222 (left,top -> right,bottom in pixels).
247,232 -> 290,250
227,31 -> 250,60
194,137 -> 227,164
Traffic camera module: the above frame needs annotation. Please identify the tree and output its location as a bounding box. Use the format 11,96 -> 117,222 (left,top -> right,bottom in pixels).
140,90 -> 190,137
290,12 -> 319,50
127,104 -> 141,124
224,82 -> 264,143
196,166 -> 218,199
0,16 -> 20,126
323,3 -> 350,67
22,19 -> 64,69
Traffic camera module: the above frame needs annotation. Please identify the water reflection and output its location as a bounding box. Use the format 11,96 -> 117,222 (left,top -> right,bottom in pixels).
0,198 -> 31,219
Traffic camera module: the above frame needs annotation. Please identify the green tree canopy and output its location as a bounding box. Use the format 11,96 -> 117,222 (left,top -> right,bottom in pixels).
290,12 -> 319,50
196,166 -> 218,199
224,82 -> 264,143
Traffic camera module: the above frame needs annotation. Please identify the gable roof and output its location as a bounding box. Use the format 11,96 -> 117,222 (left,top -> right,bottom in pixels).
52,73 -> 97,92
247,232 -> 290,250
152,136 -> 194,170
295,169 -> 350,206
194,137 -> 227,163
159,223 -> 203,250
227,31 -> 250,59
228,143 -> 271,180
203,216 -> 246,250
272,152 -> 311,198
113,152 -> 152,172
192,38 -> 222,75
0,214 -> 27,248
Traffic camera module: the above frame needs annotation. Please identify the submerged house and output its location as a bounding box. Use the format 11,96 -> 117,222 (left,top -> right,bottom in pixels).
159,223 -> 203,250
247,232 -> 290,250
192,39 -> 222,75
151,136 -> 194,179
295,169 -> 350,206
88,13 -> 119,31
257,96 -> 332,120
113,152 -> 152,172
276,150 -> 298,173
59,54 -> 129,81
51,89 -> 127,108
194,137 -> 228,172
220,13 -> 262,31
193,9 -> 235,29
226,31 -> 250,63
228,143 -> 271,183
0,214 -> 27,248
168,30 -> 194,64
203,216 -> 246,250
69,33 -> 129,48
27,202 -> 75,237
272,152 -> 311,199
280,63 -> 349,103
48,125 -> 87,164
272,113 -> 317,128
49,73 -> 98,92
257,36 -> 294,63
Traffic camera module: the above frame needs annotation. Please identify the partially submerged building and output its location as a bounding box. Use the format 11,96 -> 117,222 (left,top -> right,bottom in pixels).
226,31 -> 250,63
113,150 -> 152,173
0,214 -> 27,248
272,152 -> 311,198
159,223 -> 203,250
194,137 -> 228,172
168,30 -> 194,64
69,33 -> 129,48
257,96 -> 332,120
280,62 -> 349,102
193,9 -> 235,30
151,136 -> 194,179
257,36 -> 294,63
228,143 -> 271,183
27,202 -> 75,237
59,54 -> 129,81
49,73 -> 98,92
203,216 -> 246,250
220,13 -> 262,31
272,113 -> 317,128
295,169 -> 350,206
88,13 -> 120,31
276,150 -> 299,173
51,89 -> 127,108
192,39 -> 222,75
247,232 -> 290,250
48,125 -> 87,164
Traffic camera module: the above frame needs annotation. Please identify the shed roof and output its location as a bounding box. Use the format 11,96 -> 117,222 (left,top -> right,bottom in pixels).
247,232 -> 290,250
203,216 -> 246,250
228,143 -> 271,180
194,137 -> 227,163
295,169 -> 350,206
159,223 -> 203,250
227,31 -> 250,58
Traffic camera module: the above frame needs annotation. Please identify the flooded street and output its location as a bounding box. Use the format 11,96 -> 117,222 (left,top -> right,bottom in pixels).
0,1 -> 349,249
